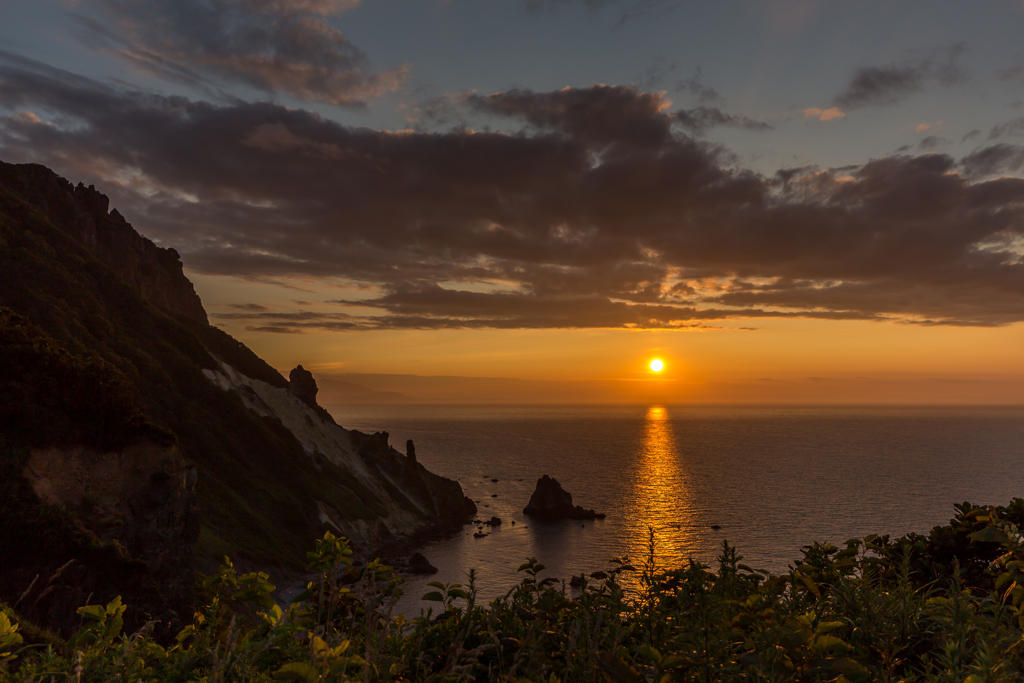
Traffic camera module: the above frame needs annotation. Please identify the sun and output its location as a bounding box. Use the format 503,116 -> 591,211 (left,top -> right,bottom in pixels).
649,359 -> 664,372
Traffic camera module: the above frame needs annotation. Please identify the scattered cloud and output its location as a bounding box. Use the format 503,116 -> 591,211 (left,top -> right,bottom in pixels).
802,107 -> 846,122
915,120 -> 942,134
74,0 -> 407,106
834,44 -> 969,110
997,66 -> 1024,83
677,67 -> 719,103
989,117 -> 1024,140
523,0 -> 685,26
918,135 -> 949,150
226,303 -> 271,311
961,144 -> 1024,177
2,56 -> 1023,329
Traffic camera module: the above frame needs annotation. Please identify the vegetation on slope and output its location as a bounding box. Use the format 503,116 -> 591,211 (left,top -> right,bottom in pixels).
5,500 -> 1024,682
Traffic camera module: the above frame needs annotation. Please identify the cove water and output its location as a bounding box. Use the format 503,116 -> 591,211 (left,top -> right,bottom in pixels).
327,404 -> 1024,616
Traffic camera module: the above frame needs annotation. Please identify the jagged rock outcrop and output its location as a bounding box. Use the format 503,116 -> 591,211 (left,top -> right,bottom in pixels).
289,364 -> 319,408
0,162 -> 207,323
523,475 -> 605,520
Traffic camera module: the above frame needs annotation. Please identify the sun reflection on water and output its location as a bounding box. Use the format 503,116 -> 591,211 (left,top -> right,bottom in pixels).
625,405 -> 697,573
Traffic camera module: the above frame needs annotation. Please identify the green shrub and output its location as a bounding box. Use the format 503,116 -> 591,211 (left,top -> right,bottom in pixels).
5,500 -> 1024,681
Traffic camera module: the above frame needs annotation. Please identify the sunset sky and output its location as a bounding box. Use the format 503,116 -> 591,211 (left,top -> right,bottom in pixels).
2,0 -> 1023,403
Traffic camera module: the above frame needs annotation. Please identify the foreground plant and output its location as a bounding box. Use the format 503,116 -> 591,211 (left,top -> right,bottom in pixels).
5,501 -> 1024,681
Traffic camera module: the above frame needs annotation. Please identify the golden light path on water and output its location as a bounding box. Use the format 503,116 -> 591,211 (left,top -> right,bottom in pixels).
624,405 -> 698,573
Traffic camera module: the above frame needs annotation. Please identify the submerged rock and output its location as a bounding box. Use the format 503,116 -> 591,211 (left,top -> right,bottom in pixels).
522,475 -> 605,520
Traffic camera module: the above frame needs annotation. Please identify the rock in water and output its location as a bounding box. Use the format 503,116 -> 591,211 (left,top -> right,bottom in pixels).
409,552 -> 438,575
406,439 -> 417,463
289,364 -> 318,407
523,475 -> 606,520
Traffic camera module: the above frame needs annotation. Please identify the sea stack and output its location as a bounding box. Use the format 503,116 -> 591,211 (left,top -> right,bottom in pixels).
523,475 -> 605,520
289,364 -> 319,408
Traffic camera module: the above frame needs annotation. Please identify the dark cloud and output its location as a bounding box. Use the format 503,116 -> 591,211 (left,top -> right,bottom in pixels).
989,117 -> 1024,140
835,65 -> 924,108
523,0 -> 684,24
677,67 -> 719,103
834,44 -> 969,109
997,66 -> 1024,83
2,57 -> 1023,329
76,0 -> 407,106
226,303 -> 270,311
461,86 -> 769,141
918,135 -> 949,150
961,144 -> 1024,177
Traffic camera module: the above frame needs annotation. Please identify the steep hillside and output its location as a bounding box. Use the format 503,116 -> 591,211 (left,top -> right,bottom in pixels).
0,162 -> 474,630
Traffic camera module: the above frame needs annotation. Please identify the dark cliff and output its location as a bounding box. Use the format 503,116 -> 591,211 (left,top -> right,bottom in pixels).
0,162 -> 473,635
0,163 -> 207,324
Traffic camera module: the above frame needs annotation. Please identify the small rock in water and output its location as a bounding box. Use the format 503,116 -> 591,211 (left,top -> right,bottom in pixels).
569,574 -> 584,588
522,475 -> 605,520
491,494 -> 498,498
487,516 -> 502,526
491,478 -> 498,482
511,520 -> 515,525
711,524 -> 722,530
408,552 -> 438,575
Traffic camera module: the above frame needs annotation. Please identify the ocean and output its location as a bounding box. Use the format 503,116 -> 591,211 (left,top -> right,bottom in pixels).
327,404 -> 1024,616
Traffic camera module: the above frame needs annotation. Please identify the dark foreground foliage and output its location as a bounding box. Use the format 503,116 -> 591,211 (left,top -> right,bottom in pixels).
7,502 -> 1024,682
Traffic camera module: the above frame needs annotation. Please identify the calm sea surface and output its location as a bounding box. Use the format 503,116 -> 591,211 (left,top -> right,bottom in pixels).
327,404 -> 1024,615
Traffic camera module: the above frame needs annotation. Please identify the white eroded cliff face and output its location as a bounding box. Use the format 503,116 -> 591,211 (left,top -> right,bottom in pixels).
201,359 -> 469,547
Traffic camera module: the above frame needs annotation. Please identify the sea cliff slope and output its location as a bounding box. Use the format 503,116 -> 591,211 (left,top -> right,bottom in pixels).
0,161 -> 473,632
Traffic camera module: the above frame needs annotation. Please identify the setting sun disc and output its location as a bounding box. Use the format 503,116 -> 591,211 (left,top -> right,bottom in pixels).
650,359 -> 664,372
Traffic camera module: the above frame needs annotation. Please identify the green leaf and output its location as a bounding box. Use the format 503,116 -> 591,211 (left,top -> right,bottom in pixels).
812,634 -> 852,654
426,581 -> 445,589
635,645 -> 661,663
659,654 -> 693,670
815,620 -> 845,634
799,574 -> 821,598
970,527 -> 1009,543
77,605 -> 106,621
273,662 -> 318,682
421,591 -> 445,602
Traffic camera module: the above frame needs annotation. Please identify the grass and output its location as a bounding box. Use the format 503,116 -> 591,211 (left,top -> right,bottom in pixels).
6,501 -> 1024,682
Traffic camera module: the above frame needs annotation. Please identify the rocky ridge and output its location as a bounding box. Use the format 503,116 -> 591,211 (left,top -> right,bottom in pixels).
0,163 -> 207,324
